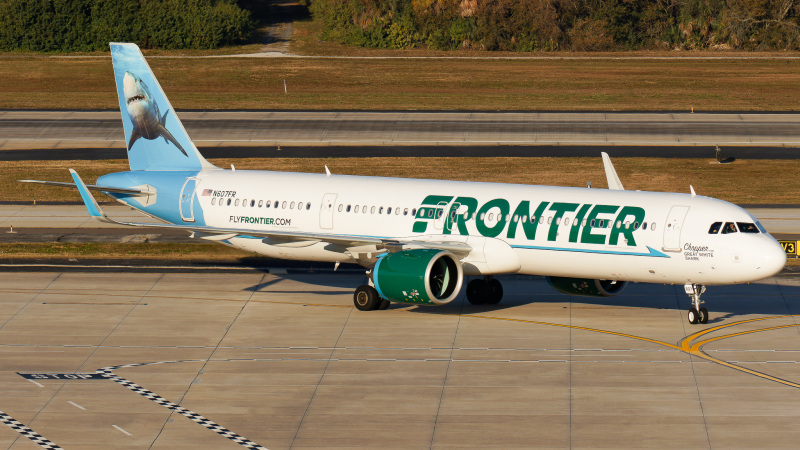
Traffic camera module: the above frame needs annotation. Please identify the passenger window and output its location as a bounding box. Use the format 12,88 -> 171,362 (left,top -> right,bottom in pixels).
427,208 -> 432,218
379,206 -> 384,214
633,222 -> 639,229
388,207 -> 392,214
306,203 -> 311,210
722,222 -> 738,234
708,222 -> 722,234
363,205 -> 367,213
371,206 -> 377,214
642,222 -> 647,230
290,201 -> 295,209
338,204 -> 343,212
411,208 -> 417,216
234,199 -> 240,206
555,217 -> 561,225
737,222 -> 759,233
258,200 -> 263,207
396,207 -> 401,215
274,201 -> 279,208
564,217 -> 570,226
266,201 -> 271,208
354,205 -> 360,213
404,208 -> 409,215
251,200 -> 255,207
298,202 -> 303,210
651,223 -> 656,231
346,204 -> 351,212
211,198 -> 216,205
590,219 -> 595,227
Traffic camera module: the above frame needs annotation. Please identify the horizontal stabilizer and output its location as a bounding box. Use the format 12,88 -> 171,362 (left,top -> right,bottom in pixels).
18,179 -> 155,196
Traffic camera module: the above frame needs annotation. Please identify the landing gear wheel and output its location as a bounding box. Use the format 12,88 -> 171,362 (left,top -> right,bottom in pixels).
688,308 -> 699,325
487,278 -> 503,305
466,279 -> 487,305
378,299 -> 391,310
698,307 -> 709,324
354,285 -> 380,311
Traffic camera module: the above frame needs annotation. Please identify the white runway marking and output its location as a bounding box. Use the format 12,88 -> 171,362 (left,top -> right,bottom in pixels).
26,379 -> 44,388
67,401 -> 86,411
111,425 -> 131,436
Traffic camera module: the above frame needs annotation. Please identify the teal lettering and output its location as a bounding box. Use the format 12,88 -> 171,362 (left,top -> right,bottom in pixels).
476,198 -> 510,238
569,204 -> 592,243
507,201 -> 549,240
608,206 -> 646,246
547,202 -> 579,241
580,205 -> 620,245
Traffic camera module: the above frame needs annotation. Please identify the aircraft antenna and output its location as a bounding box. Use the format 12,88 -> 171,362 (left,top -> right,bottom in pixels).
690,185 -> 696,197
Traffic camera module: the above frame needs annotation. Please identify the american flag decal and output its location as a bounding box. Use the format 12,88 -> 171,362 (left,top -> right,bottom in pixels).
202,189 -> 213,196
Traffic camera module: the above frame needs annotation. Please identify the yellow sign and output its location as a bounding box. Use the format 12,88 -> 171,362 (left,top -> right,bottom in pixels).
780,240 -> 797,257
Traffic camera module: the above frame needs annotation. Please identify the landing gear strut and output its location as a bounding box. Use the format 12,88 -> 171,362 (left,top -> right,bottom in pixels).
466,277 -> 503,305
685,283 -> 708,325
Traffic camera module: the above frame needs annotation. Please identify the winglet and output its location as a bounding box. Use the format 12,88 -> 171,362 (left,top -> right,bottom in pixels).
69,169 -> 113,223
601,152 -> 624,190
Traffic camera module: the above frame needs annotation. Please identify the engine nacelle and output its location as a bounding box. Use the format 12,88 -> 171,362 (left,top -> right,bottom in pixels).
546,277 -> 628,297
373,249 -> 463,305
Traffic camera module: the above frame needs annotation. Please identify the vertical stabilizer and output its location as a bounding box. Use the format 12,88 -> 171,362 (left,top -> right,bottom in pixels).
110,43 -> 216,171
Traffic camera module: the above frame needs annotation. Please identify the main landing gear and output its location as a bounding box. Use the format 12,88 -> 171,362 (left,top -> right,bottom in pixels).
353,285 -> 390,311
685,283 -> 708,325
466,277 -> 503,305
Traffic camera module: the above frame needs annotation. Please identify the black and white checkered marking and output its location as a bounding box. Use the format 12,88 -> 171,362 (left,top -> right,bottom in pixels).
0,410 -> 62,449
97,362 -> 267,450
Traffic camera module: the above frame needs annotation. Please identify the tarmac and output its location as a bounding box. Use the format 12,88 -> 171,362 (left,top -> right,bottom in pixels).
1,270 -> 800,449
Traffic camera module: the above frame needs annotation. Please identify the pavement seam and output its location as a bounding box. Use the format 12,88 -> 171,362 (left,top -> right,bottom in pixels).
288,285 -> 354,449
429,281 -> 466,448
1,272 -> 62,449
147,272 -> 268,449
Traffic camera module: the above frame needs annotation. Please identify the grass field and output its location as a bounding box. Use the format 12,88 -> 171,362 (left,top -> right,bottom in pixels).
5,156 -> 799,205
3,55 -> 800,111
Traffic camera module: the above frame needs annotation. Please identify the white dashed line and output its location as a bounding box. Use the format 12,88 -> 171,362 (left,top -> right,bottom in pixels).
67,401 -> 86,411
112,425 -> 132,436
26,379 -> 44,388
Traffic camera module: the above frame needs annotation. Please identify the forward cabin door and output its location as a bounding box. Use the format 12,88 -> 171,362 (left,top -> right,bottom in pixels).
179,177 -> 197,223
320,193 -> 337,229
663,205 -> 690,252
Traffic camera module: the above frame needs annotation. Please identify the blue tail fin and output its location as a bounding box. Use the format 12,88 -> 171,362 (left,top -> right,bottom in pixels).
110,43 -> 215,171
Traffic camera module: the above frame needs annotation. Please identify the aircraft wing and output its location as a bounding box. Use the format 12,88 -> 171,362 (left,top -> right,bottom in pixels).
67,169 -> 472,256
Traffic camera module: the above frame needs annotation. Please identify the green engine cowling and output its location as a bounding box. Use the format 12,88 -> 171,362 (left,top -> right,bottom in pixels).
373,249 -> 463,305
546,277 -> 628,297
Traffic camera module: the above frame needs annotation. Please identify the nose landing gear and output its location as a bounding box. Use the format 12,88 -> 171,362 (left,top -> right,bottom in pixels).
685,283 -> 708,324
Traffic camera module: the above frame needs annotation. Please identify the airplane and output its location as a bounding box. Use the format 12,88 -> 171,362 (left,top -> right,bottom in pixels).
21,43 -> 787,325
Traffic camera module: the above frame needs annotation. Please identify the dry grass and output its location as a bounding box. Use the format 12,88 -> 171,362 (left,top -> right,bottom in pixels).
0,242 -> 251,260
4,156 -> 799,205
3,55 -> 800,111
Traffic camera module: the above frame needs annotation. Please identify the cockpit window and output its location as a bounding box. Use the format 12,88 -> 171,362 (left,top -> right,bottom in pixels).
755,221 -> 767,233
708,222 -> 722,234
737,222 -> 759,233
721,222 -> 738,234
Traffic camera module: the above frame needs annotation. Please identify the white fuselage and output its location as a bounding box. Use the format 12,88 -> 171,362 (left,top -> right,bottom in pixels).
172,169 -> 786,286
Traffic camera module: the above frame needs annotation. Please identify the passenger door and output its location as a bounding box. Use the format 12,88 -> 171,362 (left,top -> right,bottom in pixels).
179,177 -> 197,223
663,205 -> 690,252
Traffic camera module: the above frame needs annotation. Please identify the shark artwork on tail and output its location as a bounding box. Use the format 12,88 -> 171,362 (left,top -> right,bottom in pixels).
123,71 -> 187,156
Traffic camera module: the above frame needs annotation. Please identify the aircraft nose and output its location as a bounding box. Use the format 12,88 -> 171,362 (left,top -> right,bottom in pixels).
757,239 -> 787,278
